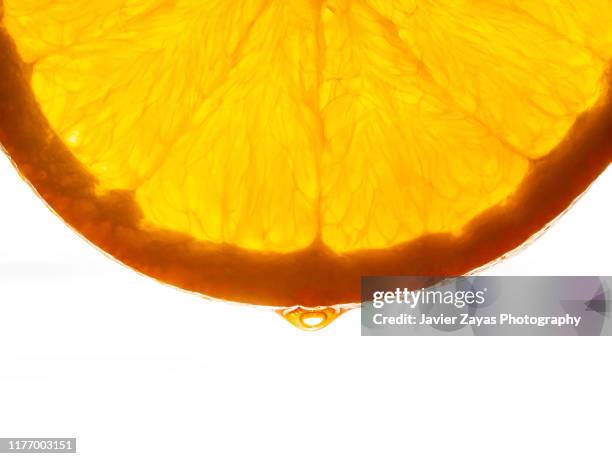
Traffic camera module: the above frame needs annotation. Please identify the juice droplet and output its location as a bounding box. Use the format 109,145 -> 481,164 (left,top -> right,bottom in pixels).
278,306 -> 347,331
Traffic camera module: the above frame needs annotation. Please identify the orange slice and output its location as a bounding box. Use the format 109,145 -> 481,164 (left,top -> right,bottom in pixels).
1,1 -> 611,306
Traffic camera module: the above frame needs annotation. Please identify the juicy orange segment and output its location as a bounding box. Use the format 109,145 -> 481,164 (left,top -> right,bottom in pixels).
1,1 -> 611,306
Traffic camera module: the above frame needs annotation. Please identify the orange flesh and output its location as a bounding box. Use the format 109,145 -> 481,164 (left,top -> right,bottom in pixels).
1,1 -> 611,306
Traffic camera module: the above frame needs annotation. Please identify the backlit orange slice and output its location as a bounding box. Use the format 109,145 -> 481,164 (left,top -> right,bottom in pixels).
1,1 -> 611,307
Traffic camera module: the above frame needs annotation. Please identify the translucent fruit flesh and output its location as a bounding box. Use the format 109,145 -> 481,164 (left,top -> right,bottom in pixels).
1,1 -> 611,306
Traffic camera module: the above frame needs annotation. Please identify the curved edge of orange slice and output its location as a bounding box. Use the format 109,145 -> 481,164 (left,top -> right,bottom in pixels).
1,27 -> 611,307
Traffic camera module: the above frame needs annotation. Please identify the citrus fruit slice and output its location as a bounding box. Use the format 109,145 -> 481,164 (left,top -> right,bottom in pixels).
1,1 -> 611,307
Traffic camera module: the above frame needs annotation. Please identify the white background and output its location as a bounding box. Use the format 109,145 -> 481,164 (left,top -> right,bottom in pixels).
1,153 -> 611,459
